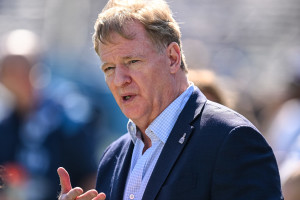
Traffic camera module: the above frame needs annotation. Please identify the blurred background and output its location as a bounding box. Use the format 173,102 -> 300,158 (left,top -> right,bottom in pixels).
0,0 -> 300,199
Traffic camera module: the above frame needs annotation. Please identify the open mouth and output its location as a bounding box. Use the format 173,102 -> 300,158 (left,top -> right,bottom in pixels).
123,95 -> 132,101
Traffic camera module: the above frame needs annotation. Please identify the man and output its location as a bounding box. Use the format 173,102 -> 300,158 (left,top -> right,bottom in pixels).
58,0 -> 283,199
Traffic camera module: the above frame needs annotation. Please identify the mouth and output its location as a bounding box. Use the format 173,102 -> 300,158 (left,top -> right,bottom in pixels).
122,95 -> 135,102
123,95 -> 131,101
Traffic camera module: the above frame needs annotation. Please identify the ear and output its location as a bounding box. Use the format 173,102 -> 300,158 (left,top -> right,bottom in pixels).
167,42 -> 181,74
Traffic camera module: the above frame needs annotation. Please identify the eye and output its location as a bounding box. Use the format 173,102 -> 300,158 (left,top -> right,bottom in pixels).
128,60 -> 139,64
105,66 -> 115,71
103,66 -> 115,75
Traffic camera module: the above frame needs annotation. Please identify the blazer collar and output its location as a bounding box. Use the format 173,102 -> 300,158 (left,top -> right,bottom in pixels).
142,87 -> 207,199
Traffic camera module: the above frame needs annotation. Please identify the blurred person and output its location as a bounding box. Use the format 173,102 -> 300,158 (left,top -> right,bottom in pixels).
58,0 -> 283,199
267,71 -> 300,182
0,30 -> 99,200
187,69 -> 230,107
282,163 -> 300,200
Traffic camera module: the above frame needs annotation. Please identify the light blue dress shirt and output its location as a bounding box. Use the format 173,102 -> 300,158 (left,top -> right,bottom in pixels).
123,84 -> 194,200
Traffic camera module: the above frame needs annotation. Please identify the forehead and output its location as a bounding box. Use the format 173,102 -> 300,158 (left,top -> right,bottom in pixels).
98,21 -> 155,60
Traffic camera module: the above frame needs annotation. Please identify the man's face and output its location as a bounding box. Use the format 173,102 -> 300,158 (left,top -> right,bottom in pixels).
98,21 -> 177,129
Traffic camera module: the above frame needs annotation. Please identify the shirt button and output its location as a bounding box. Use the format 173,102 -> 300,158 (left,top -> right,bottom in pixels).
129,194 -> 135,199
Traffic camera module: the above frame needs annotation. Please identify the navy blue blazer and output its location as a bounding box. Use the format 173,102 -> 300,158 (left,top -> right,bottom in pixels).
95,87 -> 283,200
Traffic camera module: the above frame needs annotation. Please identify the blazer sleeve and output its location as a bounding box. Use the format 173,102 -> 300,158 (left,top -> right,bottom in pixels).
211,125 -> 283,200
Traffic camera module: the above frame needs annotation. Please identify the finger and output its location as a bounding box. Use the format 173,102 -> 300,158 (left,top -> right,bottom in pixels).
57,167 -> 72,194
59,187 -> 83,200
75,189 -> 98,200
92,192 -> 106,200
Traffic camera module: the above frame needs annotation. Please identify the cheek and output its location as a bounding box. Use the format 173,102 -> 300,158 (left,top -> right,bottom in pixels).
143,79 -> 166,102
105,79 -> 118,96
105,75 -> 114,88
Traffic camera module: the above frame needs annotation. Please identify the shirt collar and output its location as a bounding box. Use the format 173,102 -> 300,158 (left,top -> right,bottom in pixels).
127,119 -> 138,144
127,83 -> 194,144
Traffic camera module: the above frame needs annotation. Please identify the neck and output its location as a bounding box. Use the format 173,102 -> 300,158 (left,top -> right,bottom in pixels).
141,133 -> 152,154
137,75 -> 189,133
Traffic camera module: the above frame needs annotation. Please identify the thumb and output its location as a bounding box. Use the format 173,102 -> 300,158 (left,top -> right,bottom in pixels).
57,167 -> 72,194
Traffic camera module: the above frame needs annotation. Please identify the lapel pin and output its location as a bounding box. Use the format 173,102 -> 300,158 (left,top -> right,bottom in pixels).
178,133 -> 186,144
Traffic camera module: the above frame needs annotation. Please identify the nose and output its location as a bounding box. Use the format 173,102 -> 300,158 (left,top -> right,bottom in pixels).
114,65 -> 131,87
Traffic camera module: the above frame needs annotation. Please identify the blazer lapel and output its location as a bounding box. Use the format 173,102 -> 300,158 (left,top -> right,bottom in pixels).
110,140 -> 134,200
142,88 -> 207,200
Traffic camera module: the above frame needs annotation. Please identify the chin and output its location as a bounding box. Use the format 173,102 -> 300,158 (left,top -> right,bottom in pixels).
123,110 -> 144,121
124,113 -> 141,121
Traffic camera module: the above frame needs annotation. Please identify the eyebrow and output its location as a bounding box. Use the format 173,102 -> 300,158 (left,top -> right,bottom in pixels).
123,55 -> 139,61
100,54 -> 145,69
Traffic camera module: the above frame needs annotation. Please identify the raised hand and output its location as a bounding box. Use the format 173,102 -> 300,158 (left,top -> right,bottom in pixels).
57,167 -> 106,200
